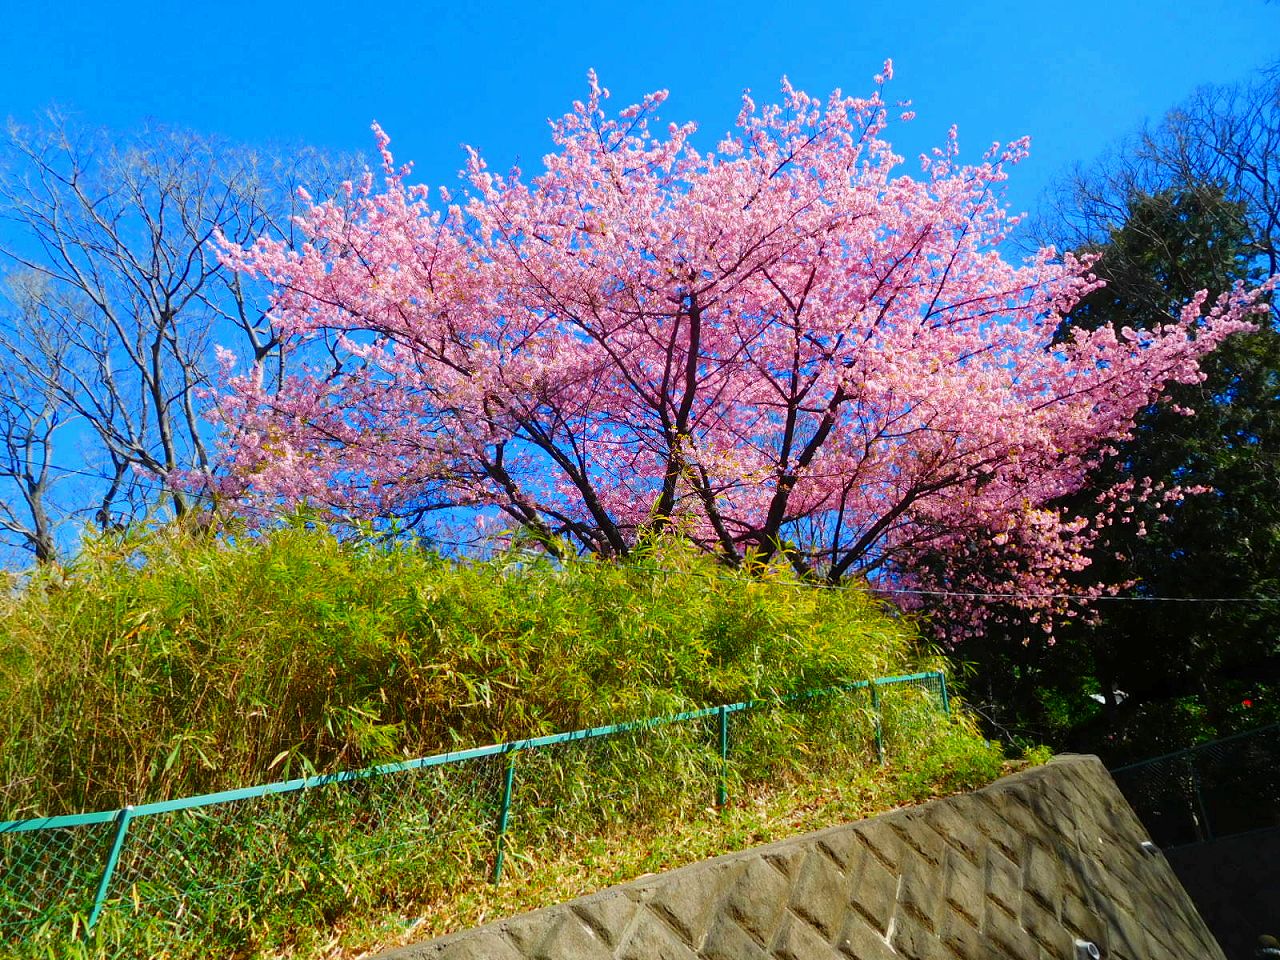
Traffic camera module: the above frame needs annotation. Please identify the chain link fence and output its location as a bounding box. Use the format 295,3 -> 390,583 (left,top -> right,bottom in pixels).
1110,721 -> 1280,848
1,670 -> 947,952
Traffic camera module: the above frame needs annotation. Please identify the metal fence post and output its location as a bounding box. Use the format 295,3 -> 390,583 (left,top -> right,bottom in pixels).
492,751 -> 518,883
1187,753 -> 1213,842
871,682 -> 885,765
87,805 -> 134,931
716,705 -> 729,807
937,671 -> 951,716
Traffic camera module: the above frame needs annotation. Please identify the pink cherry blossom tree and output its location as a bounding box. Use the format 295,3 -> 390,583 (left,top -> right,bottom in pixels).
209,66 -> 1269,635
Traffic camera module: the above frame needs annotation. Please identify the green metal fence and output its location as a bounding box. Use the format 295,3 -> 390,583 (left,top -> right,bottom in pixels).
1,670 -> 947,949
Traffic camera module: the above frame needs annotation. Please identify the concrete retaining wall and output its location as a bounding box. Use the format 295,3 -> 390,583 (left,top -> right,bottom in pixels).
376,755 -> 1222,960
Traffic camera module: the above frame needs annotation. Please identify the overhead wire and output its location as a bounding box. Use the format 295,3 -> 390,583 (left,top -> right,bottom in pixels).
17,458 -> 1280,605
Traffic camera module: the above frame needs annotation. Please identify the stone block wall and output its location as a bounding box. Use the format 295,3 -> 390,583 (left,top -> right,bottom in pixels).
376,756 -> 1222,960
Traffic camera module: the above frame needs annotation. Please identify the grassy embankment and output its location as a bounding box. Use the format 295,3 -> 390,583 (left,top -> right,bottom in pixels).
0,526 -> 1009,959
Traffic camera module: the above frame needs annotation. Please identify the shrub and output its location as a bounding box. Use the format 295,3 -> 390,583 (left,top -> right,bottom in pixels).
0,524 -> 922,816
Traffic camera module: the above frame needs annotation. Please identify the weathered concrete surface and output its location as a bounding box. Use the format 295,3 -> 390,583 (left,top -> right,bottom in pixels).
1165,826 -> 1280,960
376,756 -> 1223,959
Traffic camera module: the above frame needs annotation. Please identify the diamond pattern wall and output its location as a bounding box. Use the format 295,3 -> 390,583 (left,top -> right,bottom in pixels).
376,756 -> 1224,960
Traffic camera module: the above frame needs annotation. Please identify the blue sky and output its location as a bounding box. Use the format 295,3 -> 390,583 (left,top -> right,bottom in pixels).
3,0 -> 1278,219
0,0 -> 1275,558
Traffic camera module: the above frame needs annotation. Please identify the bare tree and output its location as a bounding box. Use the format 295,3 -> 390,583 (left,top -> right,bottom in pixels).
1033,62 -> 1280,278
0,273 -> 76,562
0,114 -> 355,533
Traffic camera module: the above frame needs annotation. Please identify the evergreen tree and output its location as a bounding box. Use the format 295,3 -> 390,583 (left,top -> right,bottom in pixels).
963,186 -> 1280,761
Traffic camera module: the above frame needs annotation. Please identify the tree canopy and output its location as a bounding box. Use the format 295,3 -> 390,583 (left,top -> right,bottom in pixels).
210,71 -> 1267,635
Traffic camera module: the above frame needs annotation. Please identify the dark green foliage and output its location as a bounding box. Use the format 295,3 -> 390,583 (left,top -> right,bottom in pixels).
959,185 -> 1280,763
1067,185 -> 1258,329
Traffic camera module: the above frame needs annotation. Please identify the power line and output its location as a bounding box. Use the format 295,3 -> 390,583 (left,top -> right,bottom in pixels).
496,544 -> 1280,605
867,586 -> 1280,604
21,459 -> 1280,605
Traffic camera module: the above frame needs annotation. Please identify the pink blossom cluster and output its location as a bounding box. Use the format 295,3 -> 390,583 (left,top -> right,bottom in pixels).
208,67 -> 1269,637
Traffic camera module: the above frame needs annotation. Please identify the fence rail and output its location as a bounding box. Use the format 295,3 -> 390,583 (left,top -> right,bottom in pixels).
1110,721 -> 1280,848
1,670 -> 947,948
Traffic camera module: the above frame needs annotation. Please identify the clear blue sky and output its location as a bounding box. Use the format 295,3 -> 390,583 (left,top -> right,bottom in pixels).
3,0 -> 1278,219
